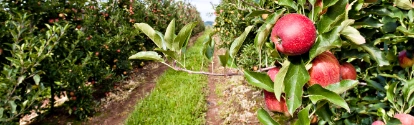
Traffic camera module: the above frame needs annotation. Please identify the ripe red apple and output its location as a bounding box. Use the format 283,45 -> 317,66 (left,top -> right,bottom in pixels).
308,51 -> 341,87
0,48 -> 3,55
69,92 -> 75,96
398,50 -> 414,68
371,121 -> 385,125
95,52 -> 99,56
48,19 -> 54,24
271,13 -> 316,56
267,67 -> 280,82
263,90 -> 289,116
394,113 -> 414,125
117,49 -> 121,53
340,62 -> 357,80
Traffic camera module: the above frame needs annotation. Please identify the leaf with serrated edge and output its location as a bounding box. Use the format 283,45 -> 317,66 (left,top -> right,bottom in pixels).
308,84 -> 350,112
284,58 -> 310,115
230,26 -> 254,58
244,70 -> 274,92
257,108 -> 280,125
129,51 -> 164,62
164,19 -> 176,51
325,80 -> 359,94
341,26 -> 366,45
274,60 -> 290,101
134,23 -> 164,49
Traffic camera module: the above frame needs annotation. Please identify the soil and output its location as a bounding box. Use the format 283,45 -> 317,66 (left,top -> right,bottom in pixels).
205,36 -> 265,125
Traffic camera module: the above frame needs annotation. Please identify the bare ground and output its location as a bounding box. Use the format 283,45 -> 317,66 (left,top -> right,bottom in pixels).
205,36 -> 265,125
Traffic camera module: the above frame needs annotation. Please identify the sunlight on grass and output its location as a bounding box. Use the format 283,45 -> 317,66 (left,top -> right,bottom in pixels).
125,29 -> 212,125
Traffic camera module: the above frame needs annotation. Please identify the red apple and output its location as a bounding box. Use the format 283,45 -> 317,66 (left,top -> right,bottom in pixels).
309,51 -> 341,87
48,19 -> 54,24
267,67 -> 280,82
340,62 -> 357,80
271,13 -> 317,56
394,114 -> 414,125
0,48 -> 3,55
117,49 -> 121,53
95,52 -> 99,56
263,90 -> 289,116
398,50 -> 414,68
371,121 -> 385,125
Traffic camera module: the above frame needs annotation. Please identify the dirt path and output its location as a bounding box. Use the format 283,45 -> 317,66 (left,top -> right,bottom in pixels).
205,36 -> 264,125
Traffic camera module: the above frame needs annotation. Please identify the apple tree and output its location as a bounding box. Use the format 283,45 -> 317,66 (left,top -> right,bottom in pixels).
130,0 -> 414,124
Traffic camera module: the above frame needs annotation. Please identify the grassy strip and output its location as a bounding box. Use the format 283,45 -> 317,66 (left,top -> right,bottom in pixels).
125,29 -> 212,125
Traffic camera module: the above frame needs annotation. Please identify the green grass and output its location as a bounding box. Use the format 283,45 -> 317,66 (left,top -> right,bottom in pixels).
125,30 -> 212,125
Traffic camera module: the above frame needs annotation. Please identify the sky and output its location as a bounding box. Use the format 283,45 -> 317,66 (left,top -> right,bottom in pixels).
186,0 -> 221,22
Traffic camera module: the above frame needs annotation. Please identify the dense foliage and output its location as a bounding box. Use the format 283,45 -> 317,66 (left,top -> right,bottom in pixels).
0,0 -> 204,123
211,0 -> 414,124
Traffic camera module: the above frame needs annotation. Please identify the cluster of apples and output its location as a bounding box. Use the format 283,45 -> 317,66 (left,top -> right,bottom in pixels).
261,14 -> 357,116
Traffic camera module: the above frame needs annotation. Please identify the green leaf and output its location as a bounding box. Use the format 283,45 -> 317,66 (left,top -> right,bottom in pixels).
164,19 -> 176,51
315,102 -> 333,122
385,82 -> 397,105
229,26 -> 254,58
325,80 -> 359,94
294,106 -> 310,125
257,108 -> 280,125
256,9 -> 285,51
129,51 -> 164,62
308,84 -> 350,112
9,101 -> 17,114
360,45 -> 390,66
403,79 -> 414,104
218,50 -> 230,67
394,0 -> 414,10
174,22 -> 198,51
17,75 -> 26,85
309,19 -> 353,60
340,26 -> 366,45
246,10 -> 272,18
244,70 -> 274,92
285,57 -> 310,115
134,23 -> 164,49
365,79 -> 386,92
317,0 -> 348,33
308,27 -> 342,61
278,0 -> 298,11
154,48 -> 178,60
33,74 -> 40,85
273,60 -> 290,101
0,108 -> 3,118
